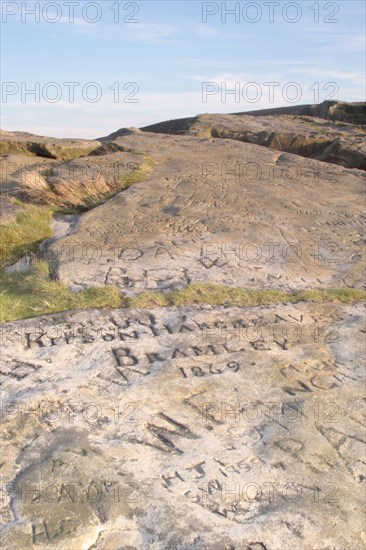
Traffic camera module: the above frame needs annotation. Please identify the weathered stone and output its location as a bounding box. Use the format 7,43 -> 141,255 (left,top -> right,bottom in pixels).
142,109 -> 366,170
0,302 -> 365,548
1,102 -> 365,549
45,129 -> 365,293
0,129 -> 99,160
239,100 -> 366,125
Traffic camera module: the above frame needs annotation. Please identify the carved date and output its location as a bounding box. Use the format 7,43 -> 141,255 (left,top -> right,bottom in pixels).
178,361 -> 240,378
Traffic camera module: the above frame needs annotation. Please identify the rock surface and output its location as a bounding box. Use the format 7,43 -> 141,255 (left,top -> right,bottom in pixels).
142,108 -> 366,171
1,102 -> 365,549
0,129 -> 99,160
45,129 -> 365,293
238,100 -> 366,125
1,302 -> 365,549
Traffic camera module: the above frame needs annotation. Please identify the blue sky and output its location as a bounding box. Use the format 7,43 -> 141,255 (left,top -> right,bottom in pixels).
1,0 -> 365,137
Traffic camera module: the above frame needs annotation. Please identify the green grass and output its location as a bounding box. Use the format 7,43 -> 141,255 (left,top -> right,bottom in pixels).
0,200 -> 123,322
2,277 -> 364,324
119,154 -> 156,188
0,141 -> 34,156
0,203 -> 54,268
1,196 -> 364,323
0,261 -> 124,322
54,146 -> 97,160
129,283 -> 366,308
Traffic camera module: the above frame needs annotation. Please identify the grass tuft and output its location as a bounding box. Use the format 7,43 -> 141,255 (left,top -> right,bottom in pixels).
0,203 -> 54,268
0,261 -> 124,322
119,156 -> 156,189
10,155 -> 157,211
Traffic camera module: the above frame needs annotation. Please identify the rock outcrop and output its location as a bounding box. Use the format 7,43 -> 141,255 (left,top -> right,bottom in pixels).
240,100 -> 366,125
1,302 -> 365,549
43,128 -> 365,293
142,102 -> 366,170
0,129 -> 99,160
1,102 -> 365,549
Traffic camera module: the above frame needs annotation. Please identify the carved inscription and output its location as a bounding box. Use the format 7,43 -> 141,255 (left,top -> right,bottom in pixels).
131,413 -> 198,454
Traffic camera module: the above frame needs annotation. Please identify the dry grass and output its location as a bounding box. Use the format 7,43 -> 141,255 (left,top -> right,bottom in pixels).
10,155 -> 156,211
13,172 -> 115,210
